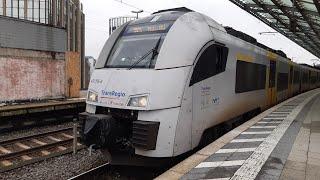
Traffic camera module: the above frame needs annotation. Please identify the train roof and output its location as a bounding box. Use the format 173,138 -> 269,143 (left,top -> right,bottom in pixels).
153,8 -> 288,60
131,7 -> 190,26
299,64 -> 320,71
152,7 -> 193,14
224,27 -> 320,71
224,26 -> 287,59
152,8 -> 318,71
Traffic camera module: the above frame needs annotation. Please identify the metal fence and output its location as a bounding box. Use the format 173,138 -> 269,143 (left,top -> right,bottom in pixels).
109,16 -> 136,35
0,0 -> 78,28
0,17 -> 66,52
1,0 -> 84,56
0,0 -> 86,88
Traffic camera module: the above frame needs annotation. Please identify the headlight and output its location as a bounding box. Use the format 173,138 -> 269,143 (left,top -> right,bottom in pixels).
87,91 -> 98,102
127,96 -> 148,107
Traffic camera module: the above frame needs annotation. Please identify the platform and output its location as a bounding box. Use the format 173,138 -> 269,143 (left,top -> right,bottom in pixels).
157,88 -> 320,180
0,98 -> 86,132
0,98 -> 86,117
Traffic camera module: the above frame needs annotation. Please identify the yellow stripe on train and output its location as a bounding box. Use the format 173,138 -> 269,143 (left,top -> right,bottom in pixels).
236,53 -> 254,62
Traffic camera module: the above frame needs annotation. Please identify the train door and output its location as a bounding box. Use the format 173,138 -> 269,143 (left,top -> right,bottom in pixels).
299,71 -> 302,92
308,70 -> 311,90
317,72 -> 320,87
190,42 -> 229,148
267,60 -> 277,106
288,65 -> 293,97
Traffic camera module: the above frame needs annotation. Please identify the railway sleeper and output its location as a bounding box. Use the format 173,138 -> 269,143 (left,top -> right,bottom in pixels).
0,144 -> 85,173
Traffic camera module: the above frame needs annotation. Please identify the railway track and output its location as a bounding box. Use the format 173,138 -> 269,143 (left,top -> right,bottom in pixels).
68,163 -> 164,180
68,163 -> 111,180
0,127 -> 84,172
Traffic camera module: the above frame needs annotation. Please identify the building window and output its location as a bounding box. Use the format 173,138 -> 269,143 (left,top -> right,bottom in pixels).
235,61 -> 266,93
189,44 -> 229,86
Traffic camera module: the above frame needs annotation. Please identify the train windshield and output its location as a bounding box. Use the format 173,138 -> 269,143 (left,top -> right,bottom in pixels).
105,22 -> 172,69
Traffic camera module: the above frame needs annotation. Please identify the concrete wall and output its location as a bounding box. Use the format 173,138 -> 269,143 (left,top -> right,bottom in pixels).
0,17 -> 66,52
0,48 -> 66,102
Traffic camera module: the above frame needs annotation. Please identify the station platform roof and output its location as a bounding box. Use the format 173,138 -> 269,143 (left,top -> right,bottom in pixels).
229,0 -> 320,58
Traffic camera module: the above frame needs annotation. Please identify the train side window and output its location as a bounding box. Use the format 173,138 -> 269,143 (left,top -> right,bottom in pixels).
309,71 -> 311,84
235,61 -> 266,93
293,70 -> 300,84
311,73 -> 317,84
277,73 -> 289,91
189,44 -> 228,86
215,45 -> 229,74
303,72 -> 308,84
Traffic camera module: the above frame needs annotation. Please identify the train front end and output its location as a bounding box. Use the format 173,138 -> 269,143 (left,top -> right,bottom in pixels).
79,9 -> 214,158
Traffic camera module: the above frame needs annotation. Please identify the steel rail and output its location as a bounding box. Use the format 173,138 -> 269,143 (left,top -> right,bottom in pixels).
68,163 -> 111,180
0,139 -> 73,161
0,143 -> 85,173
0,127 -> 73,145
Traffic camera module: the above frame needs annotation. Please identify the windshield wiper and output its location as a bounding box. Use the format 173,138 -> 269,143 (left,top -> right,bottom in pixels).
128,36 -> 162,70
150,36 -> 162,60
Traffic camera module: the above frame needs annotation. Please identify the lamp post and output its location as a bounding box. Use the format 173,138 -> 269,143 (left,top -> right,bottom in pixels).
131,10 -> 143,19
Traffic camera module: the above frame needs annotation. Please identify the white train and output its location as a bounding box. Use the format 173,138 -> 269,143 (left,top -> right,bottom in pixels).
80,8 -> 320,159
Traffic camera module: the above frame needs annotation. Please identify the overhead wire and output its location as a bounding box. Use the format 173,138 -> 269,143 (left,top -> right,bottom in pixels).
113,0 -> 153,14
85,0 -> 167,33
85,0 -> 153,32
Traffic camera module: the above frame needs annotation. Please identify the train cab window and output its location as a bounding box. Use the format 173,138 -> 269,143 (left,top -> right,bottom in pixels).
189,44 -> 229,86
105,21 -> 174,69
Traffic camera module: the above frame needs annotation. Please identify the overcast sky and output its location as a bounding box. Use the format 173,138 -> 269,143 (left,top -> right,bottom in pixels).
82,0 -> 318,65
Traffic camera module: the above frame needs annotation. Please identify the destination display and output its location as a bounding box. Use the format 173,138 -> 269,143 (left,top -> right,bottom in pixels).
124,22 -> 172,35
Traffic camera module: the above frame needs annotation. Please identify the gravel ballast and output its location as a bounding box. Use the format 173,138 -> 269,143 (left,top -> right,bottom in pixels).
0,123 -> 108,180
0,123 -> 170,179
0,146 -> 107,180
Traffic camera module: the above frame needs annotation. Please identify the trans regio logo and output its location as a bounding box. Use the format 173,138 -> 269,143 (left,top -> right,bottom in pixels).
101,90 -> 126,98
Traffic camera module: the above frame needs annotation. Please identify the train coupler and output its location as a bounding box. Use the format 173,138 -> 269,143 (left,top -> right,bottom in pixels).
78,112 -> 117,148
